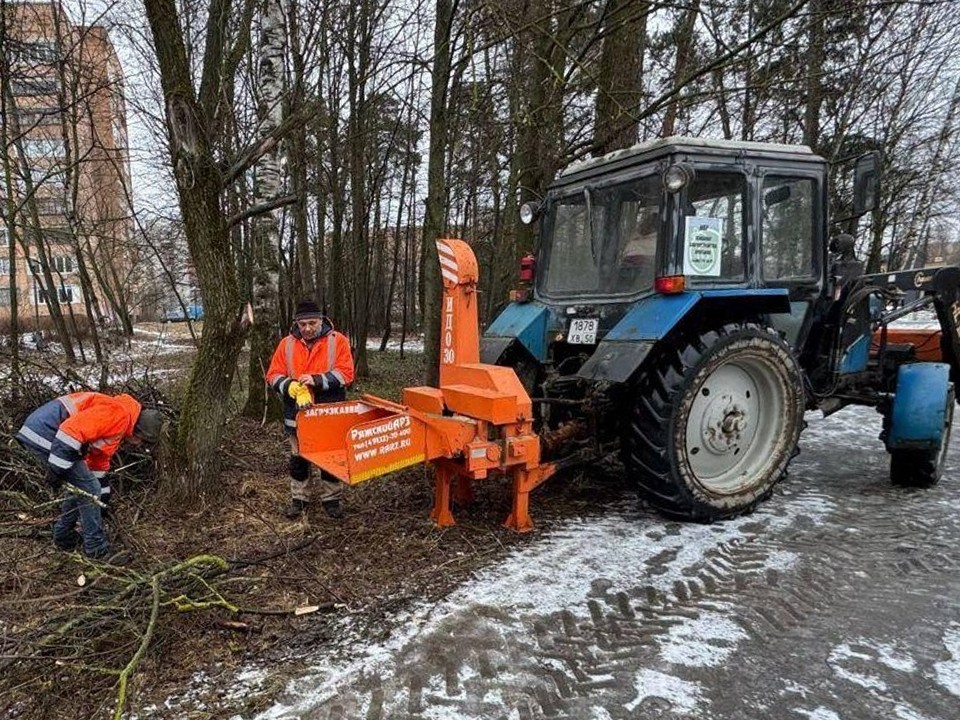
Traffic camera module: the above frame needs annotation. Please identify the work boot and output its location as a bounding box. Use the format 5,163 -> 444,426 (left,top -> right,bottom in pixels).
284,498 -> 308,519
53,532 -> 81,552
321,500 -> 344,519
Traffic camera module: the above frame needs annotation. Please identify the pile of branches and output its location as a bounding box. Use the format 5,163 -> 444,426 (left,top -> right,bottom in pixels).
0,374 -> 207,719
0,555 -> 236,719
0,373 -> 176,515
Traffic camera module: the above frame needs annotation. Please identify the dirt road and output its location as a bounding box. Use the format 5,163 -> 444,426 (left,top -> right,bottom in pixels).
247,405 -> 960,720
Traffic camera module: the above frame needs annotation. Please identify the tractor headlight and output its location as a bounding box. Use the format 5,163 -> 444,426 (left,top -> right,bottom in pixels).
519,201 -> 541,225
663,163 -> 694,193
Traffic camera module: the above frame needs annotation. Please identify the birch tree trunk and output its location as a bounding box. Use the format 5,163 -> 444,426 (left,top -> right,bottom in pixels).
244,0 -> 286,419
0,9 -> 20,381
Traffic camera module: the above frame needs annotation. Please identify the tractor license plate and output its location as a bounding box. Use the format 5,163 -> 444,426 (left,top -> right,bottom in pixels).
567,318 -> 598,344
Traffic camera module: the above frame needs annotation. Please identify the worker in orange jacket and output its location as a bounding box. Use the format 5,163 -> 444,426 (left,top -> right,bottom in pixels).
266,300 -> 355,519
16,391 -> 162,560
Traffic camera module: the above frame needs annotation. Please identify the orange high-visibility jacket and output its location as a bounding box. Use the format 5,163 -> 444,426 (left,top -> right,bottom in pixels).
265,322 -> 355,401
16,391 -> 141,477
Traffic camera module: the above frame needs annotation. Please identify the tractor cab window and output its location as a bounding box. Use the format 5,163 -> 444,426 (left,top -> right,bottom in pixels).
612,179 -> 660,293
540,192 -> 602,295
682,172 -> 746,280
761,176 -> 816,280
540,175 -> 661,298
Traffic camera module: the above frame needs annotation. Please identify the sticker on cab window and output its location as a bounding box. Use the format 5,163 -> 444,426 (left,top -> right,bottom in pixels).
683,216 -> 723,277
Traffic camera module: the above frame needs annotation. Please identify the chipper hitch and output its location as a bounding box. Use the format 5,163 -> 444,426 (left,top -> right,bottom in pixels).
296,239 -> 557,531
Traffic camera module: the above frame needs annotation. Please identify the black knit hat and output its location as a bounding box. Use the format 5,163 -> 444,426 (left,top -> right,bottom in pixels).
134,408 -> 163,445
293,300 -> 322,320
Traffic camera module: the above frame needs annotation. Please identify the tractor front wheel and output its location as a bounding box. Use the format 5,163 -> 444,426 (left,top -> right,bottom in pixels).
890,387 -> 954,488
623,323 -> 806,521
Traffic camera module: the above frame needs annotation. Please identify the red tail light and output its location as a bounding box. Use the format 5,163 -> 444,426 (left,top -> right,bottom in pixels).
655,275 -> 686,294
519,253 -> 536,283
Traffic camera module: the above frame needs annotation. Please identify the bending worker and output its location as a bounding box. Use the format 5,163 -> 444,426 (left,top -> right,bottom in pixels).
266,300 -> 355,520
16,391 -> 162,560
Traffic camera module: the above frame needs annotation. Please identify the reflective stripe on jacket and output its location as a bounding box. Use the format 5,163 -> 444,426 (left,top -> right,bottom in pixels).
16,392 -> 141,475
265,320 -> 355,408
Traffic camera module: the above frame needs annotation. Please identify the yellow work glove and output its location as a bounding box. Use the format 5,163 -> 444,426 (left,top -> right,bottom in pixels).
287,380 -> 313,408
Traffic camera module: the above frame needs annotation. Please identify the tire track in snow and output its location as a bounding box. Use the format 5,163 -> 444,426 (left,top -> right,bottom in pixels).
249,406 -> 960,720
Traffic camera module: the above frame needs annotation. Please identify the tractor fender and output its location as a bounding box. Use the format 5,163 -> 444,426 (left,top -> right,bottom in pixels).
886,362 -> 952,451
481,302 -> 552,363
577,289 -> 791,383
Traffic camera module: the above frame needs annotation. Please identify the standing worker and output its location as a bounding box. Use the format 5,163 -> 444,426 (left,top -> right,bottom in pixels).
16,391 -> 162,560
266,300 -> 355,519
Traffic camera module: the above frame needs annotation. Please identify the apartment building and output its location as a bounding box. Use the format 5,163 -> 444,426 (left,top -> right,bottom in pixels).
0,1 -> 133,329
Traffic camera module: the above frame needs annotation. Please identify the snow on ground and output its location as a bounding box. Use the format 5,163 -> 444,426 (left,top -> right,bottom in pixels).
365,336 -> 424,353
828,643 -> 889,691
246,450 -> 837,720
793,708 -> 842,720
624,669 -> 705,713
0,324 -> 196,389
933,623 -> 960,697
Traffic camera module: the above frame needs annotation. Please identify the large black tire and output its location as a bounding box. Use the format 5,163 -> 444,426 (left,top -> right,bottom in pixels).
890,387 -> 954,488
623,323 -> 806,521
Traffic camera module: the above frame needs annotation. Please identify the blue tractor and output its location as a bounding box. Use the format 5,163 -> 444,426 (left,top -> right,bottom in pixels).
481,137 -> 959,521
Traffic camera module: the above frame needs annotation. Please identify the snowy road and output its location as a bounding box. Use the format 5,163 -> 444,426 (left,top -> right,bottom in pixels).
245,405 -> 960,720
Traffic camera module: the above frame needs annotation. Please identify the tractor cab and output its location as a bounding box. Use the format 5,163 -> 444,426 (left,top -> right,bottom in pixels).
484,137 -> 830,376
533,137 -> 827,304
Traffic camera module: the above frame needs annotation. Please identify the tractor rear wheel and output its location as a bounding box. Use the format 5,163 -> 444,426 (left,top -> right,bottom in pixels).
890,387 -> 954,488
623,323 -> 805,521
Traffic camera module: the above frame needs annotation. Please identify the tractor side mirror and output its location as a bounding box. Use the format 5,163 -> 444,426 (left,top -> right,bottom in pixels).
853,151 -> 880,217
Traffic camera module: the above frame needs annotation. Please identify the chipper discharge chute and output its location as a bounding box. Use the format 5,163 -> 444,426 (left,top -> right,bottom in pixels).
296,239 -> 557,531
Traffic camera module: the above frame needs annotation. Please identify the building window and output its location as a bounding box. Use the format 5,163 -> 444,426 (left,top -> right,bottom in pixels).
53,256 -> 74,273
22,138 -> 64,158
10,77 -> 59,96
0,257 -> 9,275
35,196 -> 66,216
35,284 -> 79,305
25,41 -> 60,64
12,40 -> 60,65
17,108 -> 59,128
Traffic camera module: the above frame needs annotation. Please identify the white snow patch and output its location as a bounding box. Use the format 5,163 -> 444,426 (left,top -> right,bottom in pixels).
624,668 -> 706,714
658,608 -> 747,667
365,337 -> 424,353
781,679 -> 810,697
894,705 -> 935,720
869,642 -> 917,673
828,644 -> 887,691
933,623 -> 960,697
793,708 -> 842,720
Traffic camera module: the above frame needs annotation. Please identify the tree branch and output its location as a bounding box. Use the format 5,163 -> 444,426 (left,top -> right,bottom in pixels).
228,194 -> 297,228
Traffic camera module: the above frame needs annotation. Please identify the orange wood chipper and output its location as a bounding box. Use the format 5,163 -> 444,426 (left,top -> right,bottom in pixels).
296,239 -> 557,531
